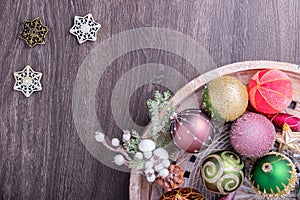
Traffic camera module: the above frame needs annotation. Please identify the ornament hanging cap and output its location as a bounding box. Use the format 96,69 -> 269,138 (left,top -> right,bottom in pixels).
283,123 -> 291,131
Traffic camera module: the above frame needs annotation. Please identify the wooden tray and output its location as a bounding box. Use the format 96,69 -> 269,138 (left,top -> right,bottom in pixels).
129,61 -> 300,200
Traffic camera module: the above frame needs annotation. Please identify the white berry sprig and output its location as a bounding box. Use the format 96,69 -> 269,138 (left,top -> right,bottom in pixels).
95,91 -> 175,183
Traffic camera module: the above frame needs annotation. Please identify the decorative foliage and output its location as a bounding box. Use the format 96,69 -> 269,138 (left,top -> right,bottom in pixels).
95,91 -> 174,183
147,91 -> 175,147
122,130 -> 141,154
128,157 -> 144,170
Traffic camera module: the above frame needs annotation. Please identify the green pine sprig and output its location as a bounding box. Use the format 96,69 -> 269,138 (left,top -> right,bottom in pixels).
147,91 -> 174,147
128,157 -> 145,169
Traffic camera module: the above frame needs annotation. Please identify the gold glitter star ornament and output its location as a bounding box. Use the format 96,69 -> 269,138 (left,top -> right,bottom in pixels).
13,65 -> 42,97
70,14 -> 101,44
20,17 -> 49,47
276,123 -> 300,153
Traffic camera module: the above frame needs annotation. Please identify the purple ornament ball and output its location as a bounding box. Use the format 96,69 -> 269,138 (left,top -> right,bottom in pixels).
230,112 -> 276,158
171,109 -> 214,153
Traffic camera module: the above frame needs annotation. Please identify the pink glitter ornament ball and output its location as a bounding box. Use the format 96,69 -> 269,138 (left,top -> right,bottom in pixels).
230,112 -> 276,158
170,109 -> 215,153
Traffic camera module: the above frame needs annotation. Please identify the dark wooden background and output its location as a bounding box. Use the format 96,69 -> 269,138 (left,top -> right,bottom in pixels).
0,0 -> 299,199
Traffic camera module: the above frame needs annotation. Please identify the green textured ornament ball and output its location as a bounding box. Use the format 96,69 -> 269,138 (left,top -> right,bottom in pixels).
250,152 -> 297,198
201,150 -> 245,195
203,76 -> 248,121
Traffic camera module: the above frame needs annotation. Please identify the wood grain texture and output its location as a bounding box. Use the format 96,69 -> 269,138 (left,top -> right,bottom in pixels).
0,0 -> 299,200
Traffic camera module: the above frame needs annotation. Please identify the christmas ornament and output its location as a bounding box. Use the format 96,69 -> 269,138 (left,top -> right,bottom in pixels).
170,109 -> 214,153
201,150 -> 244,195
159,188 -> 205,200
20,17 -> 49,47
250,152 -> 297,198
13,65 -> 42,97
70,14 -> 101,44
203,76 -> 248,121
276,123 -> 300,153
157,164 -> 185,191
248,69 -> 293,114
266,113 -> 300,131
230,112 -> 276,158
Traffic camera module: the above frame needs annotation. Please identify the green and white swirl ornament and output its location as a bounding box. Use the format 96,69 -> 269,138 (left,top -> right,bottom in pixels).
201,150 -> 245,195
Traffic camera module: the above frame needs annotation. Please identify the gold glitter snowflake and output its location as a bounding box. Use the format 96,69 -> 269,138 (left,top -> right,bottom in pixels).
20,17 -> 49,47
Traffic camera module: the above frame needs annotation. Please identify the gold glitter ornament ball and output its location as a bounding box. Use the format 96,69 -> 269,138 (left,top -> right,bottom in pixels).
203,76 -> 248,121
